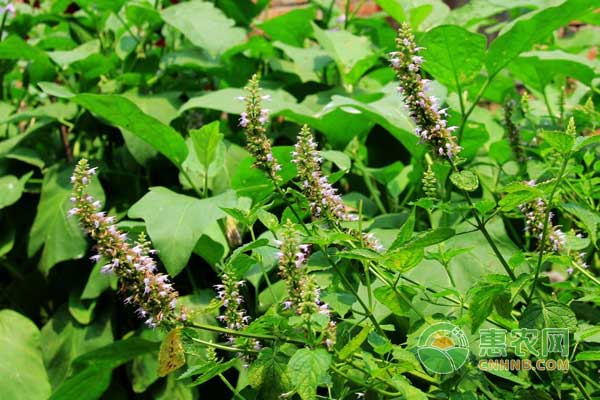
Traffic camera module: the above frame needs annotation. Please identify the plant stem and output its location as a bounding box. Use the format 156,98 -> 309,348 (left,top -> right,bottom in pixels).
527,153 -> 570,302
187,321 -> 306,345
219,374 -> 247,400
457,74 -> 495,142
542,88 -> 557,124
188,337 -> 258,353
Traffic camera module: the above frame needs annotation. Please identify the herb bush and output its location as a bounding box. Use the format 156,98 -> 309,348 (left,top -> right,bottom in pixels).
1,0 -> 600,399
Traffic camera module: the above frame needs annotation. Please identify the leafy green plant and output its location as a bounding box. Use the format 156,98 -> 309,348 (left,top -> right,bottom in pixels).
1,1 -> 599,399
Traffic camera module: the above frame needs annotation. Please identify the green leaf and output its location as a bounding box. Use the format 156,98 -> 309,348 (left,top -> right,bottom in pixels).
519,302 -> 577,330
374,286 -> 416,316
467,276 -> 511,331
311,22 -> 376,85
450,170 -> 479,192
0,310 -> 51,400
74,94 -> 188,167
48,367 -> 111,400
401,228 -> 456,250
562,203 -> 599,244
41,307 -> 113,390
28,164 -> 105,274
271,42 -> 332,83
190,121 -> 224,172
161,0 -> 246,57
247,348 -> 290,399
389,208 -> 415,249
287,348 -> 332,400
510,50 -> 595,91
542,131 -> 574,155
338,325 -> 371,360
0,172 -> 31,209
485,0 -> 598,75
47,40 -> 100,67
373,0 -> 407,23
128,188 -> 236,276
72,337 -> 159,370
575,351 -> 600,362
420,25 -> 486,90
258,7 -> 316,46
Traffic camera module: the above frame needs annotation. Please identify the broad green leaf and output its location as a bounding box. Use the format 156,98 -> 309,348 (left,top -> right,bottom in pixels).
128,188 -> 236,276
374,0 -> 407,23
485,0 -> 598,75
0,310 -> 51,400
258,7 -> 316,46
287,348 -> 332,400
519,301 -> 577,330
68,291 -> 97,325
338,325 -> 371,360
382,247 -> 424,272
161,0 -> 246,57
28,164 -> 105,274
48,40 -> 100,67
72,337 -> 159,370
510,50 -> 595,91
450,170 -> 479,192
0,172 -> 31,209
0,35 -> 49,61
247,348 -> 290,399
467,276 -> 511,331
37,86 -> 188,167
190,121 -> 223,171
420,25 -> 486,90
311,22 -> 376,85
41,307 -> 113,389
542,131 -> 574,155
561,203 -> 599,244
272,42 -> 332,83
121,91 -> 183,166
73,94 -> 188,167
374,286 -> 416,316
48,367 -> 111,400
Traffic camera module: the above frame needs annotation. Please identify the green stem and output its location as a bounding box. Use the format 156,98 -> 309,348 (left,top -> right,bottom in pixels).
542,88 -> 557,124
457,74 -> 496,142
569,369 -> 592,400
181,169 -> 203,198
0,10 -> 9,42
187,321 -> 306,345
189,337 -> 258,353
219,374 -> 247,400
527,153 -> 570,302
330,365 -> 403,397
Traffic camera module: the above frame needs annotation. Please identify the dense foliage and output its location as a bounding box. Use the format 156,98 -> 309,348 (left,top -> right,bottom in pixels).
1,0 -> 600,399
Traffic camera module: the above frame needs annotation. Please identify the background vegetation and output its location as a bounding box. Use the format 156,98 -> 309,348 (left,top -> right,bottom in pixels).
1,0 -> 599,399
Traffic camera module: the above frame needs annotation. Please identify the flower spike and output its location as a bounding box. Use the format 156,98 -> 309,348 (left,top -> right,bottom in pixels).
391,23 -> 461,159
70,159 -> 184,328
240,74 -> 281,181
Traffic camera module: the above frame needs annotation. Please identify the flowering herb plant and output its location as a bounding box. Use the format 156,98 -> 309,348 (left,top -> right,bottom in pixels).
1,1 -> 600,400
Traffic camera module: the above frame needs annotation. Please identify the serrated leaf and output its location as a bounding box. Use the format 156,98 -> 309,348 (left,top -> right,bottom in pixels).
374,286 -> 416,316
542,131 -> 574,155
519,301 -> 577,330
389,208 -> 415,249
287,348 -> 331,400
420,25 -> 486,90
450,170 -> 479,192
